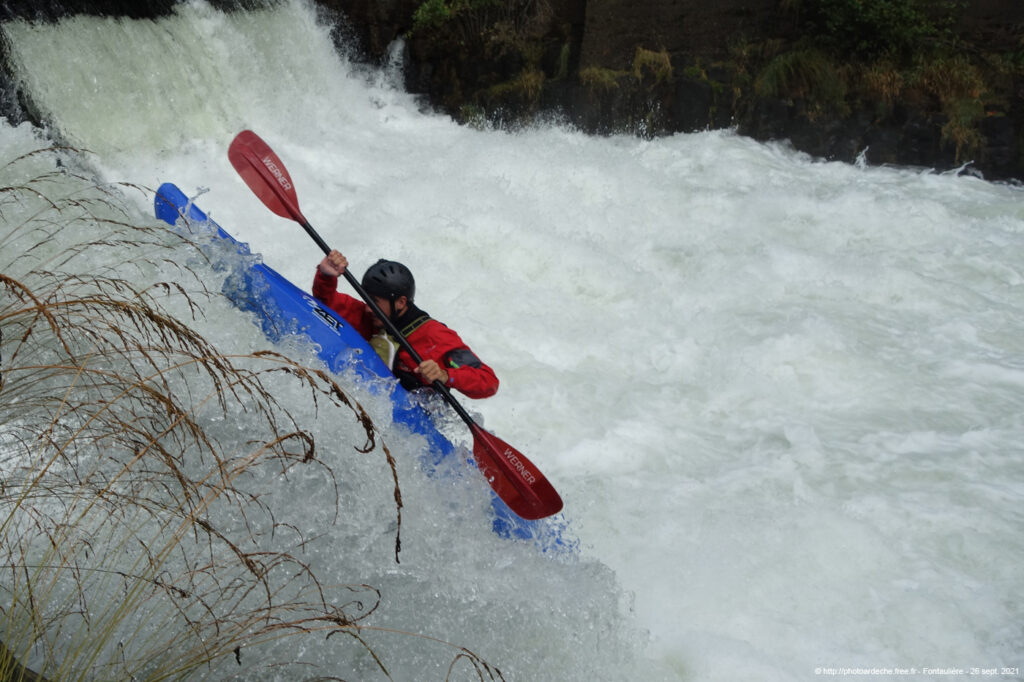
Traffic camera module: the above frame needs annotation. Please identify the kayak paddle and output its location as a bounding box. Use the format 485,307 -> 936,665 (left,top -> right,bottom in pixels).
227,130 -> 563,521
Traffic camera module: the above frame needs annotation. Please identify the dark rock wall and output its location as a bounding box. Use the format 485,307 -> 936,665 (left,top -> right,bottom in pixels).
1,0 -> 1023,181
578,0 -> 788,67
328,0 -> 1024,182
318,0 -> 422,58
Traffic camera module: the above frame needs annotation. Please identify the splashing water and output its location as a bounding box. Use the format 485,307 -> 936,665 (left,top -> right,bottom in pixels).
2,1 -> 1023,680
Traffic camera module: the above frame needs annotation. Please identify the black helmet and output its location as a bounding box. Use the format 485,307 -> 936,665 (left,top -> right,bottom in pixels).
362,259 -> 415,302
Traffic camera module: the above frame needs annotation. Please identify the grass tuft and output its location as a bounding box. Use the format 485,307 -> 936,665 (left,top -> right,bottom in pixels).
0,146 -> 501,680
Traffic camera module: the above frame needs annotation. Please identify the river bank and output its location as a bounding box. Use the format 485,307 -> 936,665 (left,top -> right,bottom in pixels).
2,0 -> 1024,181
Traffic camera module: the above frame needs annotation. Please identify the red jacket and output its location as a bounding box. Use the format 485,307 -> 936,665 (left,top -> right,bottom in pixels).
313,270 -> 499,399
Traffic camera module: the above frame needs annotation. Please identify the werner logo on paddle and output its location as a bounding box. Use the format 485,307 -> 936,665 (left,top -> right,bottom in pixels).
261,154 -> 292,191
502,447 -> 537,485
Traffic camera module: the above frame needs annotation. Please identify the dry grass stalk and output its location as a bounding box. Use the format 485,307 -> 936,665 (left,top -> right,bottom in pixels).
0,146 -> 500,680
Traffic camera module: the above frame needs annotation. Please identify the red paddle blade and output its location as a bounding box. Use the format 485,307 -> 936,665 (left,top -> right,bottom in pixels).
470,424 -> 563,520
228,130 -> 306,224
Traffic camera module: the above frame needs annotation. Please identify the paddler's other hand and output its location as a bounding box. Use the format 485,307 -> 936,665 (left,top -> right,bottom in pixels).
318,249 -> 348,277
416,359 -> 449,386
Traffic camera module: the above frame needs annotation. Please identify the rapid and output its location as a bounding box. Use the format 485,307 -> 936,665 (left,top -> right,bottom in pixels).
1,1 -> 1022,680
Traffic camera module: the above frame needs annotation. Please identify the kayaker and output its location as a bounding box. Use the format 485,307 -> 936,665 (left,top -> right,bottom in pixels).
313,250 -> 499,399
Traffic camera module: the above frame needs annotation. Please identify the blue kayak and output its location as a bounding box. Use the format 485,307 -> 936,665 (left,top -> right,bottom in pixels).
154,183 -> 574,554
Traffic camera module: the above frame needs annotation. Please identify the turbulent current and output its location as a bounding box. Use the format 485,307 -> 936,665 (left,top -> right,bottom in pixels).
1,1 -> 1022,680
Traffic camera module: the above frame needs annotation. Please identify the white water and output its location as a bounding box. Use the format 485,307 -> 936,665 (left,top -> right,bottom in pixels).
3,1 -> 1024,679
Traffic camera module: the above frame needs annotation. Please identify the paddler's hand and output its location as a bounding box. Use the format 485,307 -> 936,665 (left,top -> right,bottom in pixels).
318,249 -> 348,277
416,359 -> 450,386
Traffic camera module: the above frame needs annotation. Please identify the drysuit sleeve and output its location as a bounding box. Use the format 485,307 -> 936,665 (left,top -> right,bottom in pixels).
436,334 -> 499,399
312,270 -> 376,338
394,320 -> 500,399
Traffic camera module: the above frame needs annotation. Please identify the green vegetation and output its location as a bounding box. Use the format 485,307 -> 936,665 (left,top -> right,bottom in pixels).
410,0 -> 555,123
755,48 -> 848,119
579,66 -> 627,93
577,49 -> 672,100
821,51 -> 988,159
799,0 -> 944,62
632,47 -> 672,84
486,67 -> 545,102
757,0 -> 1010,160
410,0 -> 549,47
411,0 -> 457,33
411,0 -> 499,35
915,54 -> 987,159
553,41 -> 571,80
